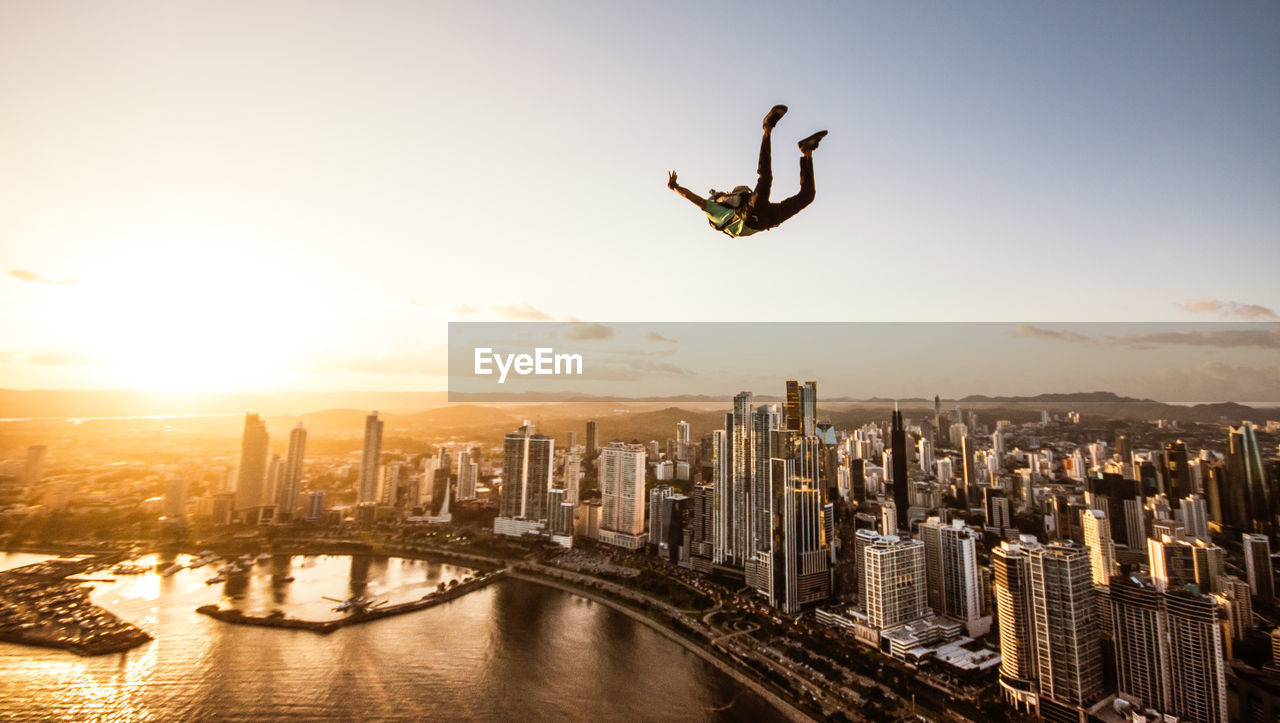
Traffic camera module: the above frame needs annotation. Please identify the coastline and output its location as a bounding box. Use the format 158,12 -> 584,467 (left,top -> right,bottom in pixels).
508,570 -> 815,723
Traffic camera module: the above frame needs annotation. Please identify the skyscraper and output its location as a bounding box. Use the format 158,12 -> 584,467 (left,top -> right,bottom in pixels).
277,423 -> 306,519
748,403 -> 781,584
994,536 -> 1041,714
1028,543 -> 1103,717
1080,509 -> 1116,588
163,478 -> 188,520
561,450 -> 580,504
648,484 -> 675,547
1180,494 -> 1210,541
689,484 -> 715,572
1228,423 -> 1272,535
676,419 -> 690,446
1163,440 -> 1193,501
785,380 -> 817,436
730,391 -> 753,566
1243,533 -> 1275,600
960,435 -> 976,507
599,441 -> 647,549
357,411 -> 384,506
457,450 -> 479,501
235,413 -> 269,515
495,423 -> 554,537
1110,576 -> 1228,723
862,533 -> 928,630
890,407 -> 909,531
711,427 -> 731,565
920,517 -> 984,635
585,419 -> 599,459
754,429 -> 831,613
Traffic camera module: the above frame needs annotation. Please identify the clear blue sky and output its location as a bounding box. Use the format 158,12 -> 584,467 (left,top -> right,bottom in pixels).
2,1 -> 1277,392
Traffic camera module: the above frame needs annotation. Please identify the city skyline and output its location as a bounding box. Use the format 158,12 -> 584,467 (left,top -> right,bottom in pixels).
3,3 -> 1279,394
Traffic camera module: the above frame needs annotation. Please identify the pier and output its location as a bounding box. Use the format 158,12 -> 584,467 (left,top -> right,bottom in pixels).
196,567 -> 508,633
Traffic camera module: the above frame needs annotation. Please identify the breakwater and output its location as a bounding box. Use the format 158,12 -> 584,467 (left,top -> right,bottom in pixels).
196,567 -> 508,633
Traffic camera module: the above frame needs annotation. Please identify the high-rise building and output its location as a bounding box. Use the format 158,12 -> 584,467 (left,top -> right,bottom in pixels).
747,403 -> 781,586
785,380 -> 817,436
1080,509 -> 1116,588
263,454 -> 282,510
660,494 -> 691,564
1028,543 -> 1103,717
985,487 -> 1011,530
891,407 -> 909,530
1110,576 -> 1228,723
676,420 -> 690,446
848,458 -> 867,503
235,413 -> 270,514
585,420 -> 599,459
995,536 -> 1041,714
917,436 -> 934,473
1243,533 -> 1275,600
689,484 -> 715,572
457,450 -> 479,501
1227,422 -> 1271,534
357,412 -> 384,506
305,490 -> 325,523
163,478 -> 188,520
1163,440 -> 1193,501
648,484 -> 675,548
753,429 -> 831,613
730,392 -> 753,566
921,517 -> 984,634
862,532 -> 928,630
547,488 -> 574,543
277,423 -> 306,519
567,430 -> 577,450
1180,493 -> 1210,541
711,427 -> 731,564
960,435 -> 976,507
495,423 -> 554,537
1215,575 -> 1254,641
598,441 -> 646,549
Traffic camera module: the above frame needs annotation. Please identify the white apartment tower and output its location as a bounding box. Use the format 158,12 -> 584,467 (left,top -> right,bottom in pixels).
599,441 -> 647,549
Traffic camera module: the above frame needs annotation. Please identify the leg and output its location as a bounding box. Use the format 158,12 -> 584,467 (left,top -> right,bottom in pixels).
750,130 -> 773,207
765,155 -> 815,227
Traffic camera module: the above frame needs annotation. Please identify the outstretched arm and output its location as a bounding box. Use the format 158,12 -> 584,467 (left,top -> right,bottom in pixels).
668,171 -> 707,211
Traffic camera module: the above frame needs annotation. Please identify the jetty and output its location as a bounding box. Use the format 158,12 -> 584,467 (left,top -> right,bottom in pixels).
196,568 -> 508,634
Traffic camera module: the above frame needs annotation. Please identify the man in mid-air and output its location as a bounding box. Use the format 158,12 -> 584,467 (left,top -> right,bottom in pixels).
668,105 -> 826,237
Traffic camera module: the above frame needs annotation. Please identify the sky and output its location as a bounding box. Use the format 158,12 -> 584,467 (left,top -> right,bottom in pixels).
2,2 -> 1278,396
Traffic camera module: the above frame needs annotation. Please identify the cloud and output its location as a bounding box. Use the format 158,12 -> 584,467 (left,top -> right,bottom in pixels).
566,323 -> 615,340
7,269 -> 77,286
491,302 -> 551,321
451,303 -> 480,314
1011,324 -> 1089,343
645,331 -> 677,344
407,299 -> 431,308
1013,324 -> 1280,350
1180,298 -> 1277,320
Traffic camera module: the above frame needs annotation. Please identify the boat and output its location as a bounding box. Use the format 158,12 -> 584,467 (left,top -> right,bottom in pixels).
205,575 -> 226,585
256,553 -> 272,563
160,563 -> 184,577
274,575 -> 295,583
